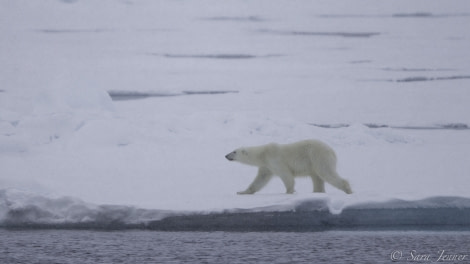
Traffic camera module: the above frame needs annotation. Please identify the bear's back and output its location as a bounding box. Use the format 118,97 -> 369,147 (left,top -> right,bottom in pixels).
281,140 -> 336,164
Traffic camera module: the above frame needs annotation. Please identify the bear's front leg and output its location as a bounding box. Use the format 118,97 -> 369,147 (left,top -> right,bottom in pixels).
237,167 -> 272,195
279,173 -> 295,194
237,189 -> 255,195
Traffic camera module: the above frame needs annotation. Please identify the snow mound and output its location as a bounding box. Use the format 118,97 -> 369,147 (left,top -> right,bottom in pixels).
0,189 -> 170,228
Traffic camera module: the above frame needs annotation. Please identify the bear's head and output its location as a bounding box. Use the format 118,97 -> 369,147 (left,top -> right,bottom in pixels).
226,144 -> 270,167
225,148 -> 251,164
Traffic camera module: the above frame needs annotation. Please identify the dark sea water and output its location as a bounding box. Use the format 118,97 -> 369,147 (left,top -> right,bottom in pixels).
1,230 -> 469,264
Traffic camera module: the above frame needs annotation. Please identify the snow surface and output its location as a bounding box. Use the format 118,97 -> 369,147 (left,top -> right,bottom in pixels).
1,0 -> 470,225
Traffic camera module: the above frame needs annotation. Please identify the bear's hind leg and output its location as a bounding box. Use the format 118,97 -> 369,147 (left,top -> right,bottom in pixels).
311,173 -> 325,193
237,167 -> 273,195
317,168 -> 353,194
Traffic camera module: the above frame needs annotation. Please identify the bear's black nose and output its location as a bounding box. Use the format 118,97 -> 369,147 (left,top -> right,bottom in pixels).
225,153 -> 234,161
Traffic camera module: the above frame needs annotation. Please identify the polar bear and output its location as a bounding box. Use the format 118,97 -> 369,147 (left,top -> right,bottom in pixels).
225,140 -> 352,195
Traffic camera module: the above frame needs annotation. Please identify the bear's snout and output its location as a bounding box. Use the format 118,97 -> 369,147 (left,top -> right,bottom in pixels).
225,152 -> 235,161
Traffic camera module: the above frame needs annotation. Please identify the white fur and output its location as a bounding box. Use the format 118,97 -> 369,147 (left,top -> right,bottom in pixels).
226,140 -> 352,195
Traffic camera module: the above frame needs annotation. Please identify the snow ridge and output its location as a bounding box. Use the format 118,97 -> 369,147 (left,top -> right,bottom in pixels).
2,189 -> 470,231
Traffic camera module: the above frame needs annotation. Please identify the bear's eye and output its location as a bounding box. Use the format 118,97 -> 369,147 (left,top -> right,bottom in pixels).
241,150 -> 247,155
